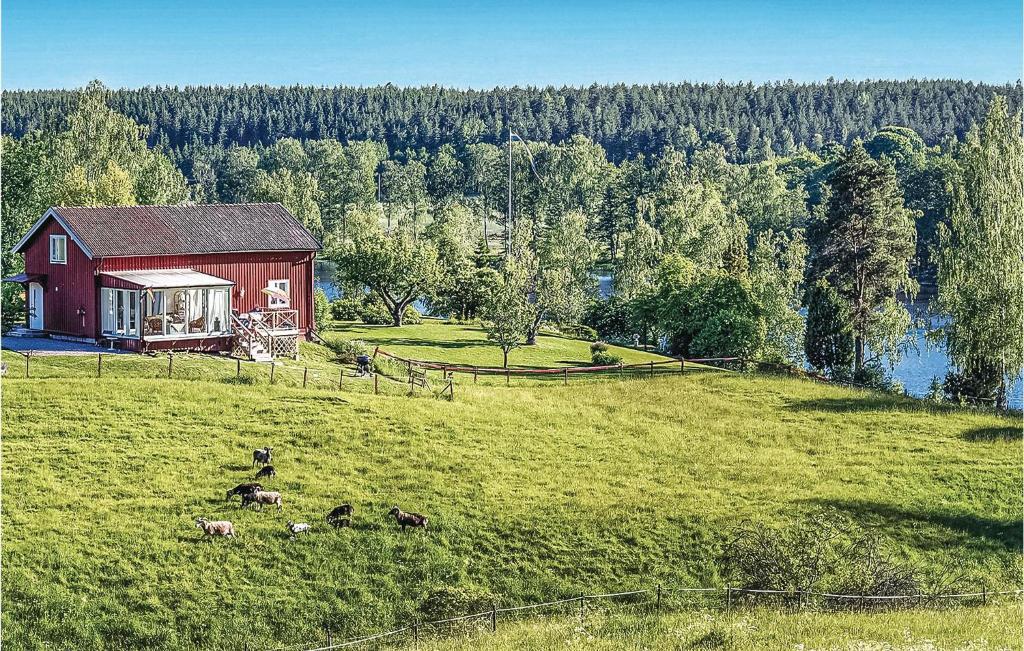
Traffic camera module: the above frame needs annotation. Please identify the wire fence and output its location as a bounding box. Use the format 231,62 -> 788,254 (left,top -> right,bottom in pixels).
260,585 -> 1024,651
371,347 -> 742,389
0,349 -> 450,400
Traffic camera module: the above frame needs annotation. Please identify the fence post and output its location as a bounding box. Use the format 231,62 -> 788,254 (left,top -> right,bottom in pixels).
237,358 -> 241,377
25,351 -> 30,378
580,592 -> 585,624
374,373 -> 379,395
680,359 -> 685,373
447,379 -> 454,401
656,584 -> 662,614
339,368 -> 344,389
473,369 -> 478,384
303,367 -> 308,388
270,362 -> 275,385
563,368 -> 568,385
414,621 -> 419,648
409,369 -> 415,394
982,587 -> 987,605
325,626 -> 332,646
97,353 -> 103,378
797,589 -> 803,610
505,369 -> 510,386
618,362 -> 623,377
490,604 -> 496,632
726,585 -> 732,613
167,352 -> 173,378
649,360 -> 654,378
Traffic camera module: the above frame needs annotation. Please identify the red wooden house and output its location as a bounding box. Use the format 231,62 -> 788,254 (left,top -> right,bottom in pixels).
5,203 -> 321,360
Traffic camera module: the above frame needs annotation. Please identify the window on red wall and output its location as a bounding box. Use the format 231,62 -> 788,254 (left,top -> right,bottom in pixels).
267,279 -> 290,308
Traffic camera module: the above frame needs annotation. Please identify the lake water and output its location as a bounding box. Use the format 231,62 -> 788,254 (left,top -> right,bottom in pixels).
316,263 -> 1022,408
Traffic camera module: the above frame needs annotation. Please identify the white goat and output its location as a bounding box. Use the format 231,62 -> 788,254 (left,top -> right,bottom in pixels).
195,517 -> 236,538
287,521 -> 311,540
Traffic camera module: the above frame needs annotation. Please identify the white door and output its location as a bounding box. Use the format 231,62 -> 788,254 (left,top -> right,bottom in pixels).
28,282 -> 44,330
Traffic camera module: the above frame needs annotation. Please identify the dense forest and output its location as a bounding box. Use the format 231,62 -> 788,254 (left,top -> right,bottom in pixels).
2,82 -> 1021,406
3,80 -> 1019,161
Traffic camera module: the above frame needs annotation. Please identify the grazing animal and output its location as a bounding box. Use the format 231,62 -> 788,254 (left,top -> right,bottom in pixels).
388,506 -> 428,532
252,447 -> 273,468
255,465 -> 277,479
326,503 -> 354,525
225,482 -> 263,501
287,521 -> 311,539
195,517 -> 235,538
241,490 -> 283,511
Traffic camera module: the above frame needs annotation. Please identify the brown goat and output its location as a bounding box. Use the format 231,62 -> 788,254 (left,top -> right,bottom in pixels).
388,506 -> 428,532
195,518 -> 236,538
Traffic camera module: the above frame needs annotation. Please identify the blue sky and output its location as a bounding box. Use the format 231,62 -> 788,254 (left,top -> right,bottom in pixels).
3,0 -> 1020,89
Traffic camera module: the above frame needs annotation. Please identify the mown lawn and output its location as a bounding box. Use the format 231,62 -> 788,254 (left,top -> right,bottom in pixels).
1,355 -> 1019,650
323,319 -> 668,368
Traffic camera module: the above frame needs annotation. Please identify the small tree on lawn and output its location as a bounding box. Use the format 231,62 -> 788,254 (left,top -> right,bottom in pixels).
334,229 -> 440,326
481,264 -> 534,368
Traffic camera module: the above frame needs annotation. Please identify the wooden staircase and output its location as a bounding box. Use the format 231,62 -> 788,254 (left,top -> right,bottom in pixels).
231,309 -> 299,361
231,314 -> 273,362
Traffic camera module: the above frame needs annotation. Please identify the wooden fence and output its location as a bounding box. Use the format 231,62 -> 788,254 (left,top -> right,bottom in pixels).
371,347 -> 741,387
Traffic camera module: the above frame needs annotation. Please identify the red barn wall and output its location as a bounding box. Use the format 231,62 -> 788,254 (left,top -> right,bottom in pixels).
22,219 -> 98,338
97,251 -> 316,334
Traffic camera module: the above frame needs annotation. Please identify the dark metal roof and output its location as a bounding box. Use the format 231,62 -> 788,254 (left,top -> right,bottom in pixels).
19,204 -> 320,257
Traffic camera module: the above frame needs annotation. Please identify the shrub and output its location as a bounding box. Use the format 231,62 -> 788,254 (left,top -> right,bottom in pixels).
590,342 -> 622,366
591,350 -> 623,367
418,585 -> 498,621
312,288 -> 331,333
722,510 -> 929,600
325,338 -> 370,364
330,297 -> 363,321
561,323 -> 598,341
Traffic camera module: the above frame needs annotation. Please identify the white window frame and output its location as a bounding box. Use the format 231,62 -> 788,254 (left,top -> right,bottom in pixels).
49,235 -> 67,264
267,279 -> 290,308
142,286 -> 233,340
101,288 -> 140,338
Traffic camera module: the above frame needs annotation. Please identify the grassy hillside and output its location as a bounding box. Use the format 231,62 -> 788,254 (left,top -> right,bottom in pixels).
2,348 -> 1019,650
408,603 -> 1022,650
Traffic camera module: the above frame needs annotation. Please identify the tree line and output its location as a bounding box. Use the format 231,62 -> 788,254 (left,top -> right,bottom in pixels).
3,80 -> 1018,162
1,82 -> 1020,406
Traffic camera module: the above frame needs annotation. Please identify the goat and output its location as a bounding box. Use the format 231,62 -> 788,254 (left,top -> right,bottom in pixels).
241,490 -> 283,511
388,506 -> 428,532
225,482 -> 263,501
195,517 -> 235,538
255,465 -> 277,480
287,521 -> 311,539
251,447 -> 273,468
326,503 -> 354,525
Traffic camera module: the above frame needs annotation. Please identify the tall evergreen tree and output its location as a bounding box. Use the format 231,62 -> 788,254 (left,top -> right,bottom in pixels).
808,143 -> 917,371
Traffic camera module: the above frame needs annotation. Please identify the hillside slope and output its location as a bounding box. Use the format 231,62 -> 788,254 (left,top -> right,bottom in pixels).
1,369 -> 1019,650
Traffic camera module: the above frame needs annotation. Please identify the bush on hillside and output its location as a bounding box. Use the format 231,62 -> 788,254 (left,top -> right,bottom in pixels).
325,338 -> 371,364
330,297 -> 364,321
590,341 -> 622,366
722,510 -> 930,600
560,323 -> 598,341
418,585 -> 499,621
312,288 -> 331,333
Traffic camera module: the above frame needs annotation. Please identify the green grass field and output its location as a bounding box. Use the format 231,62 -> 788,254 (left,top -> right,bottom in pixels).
408,602 -> 1022,650
323,319 -> 668,368
1,324 -> 1021,650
